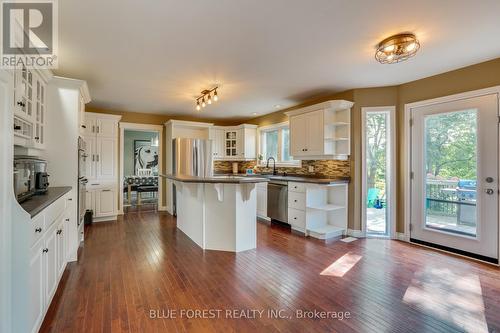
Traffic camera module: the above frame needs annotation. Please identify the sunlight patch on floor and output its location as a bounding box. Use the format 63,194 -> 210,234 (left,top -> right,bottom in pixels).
320,252 -> 362,277
403,267 -> 488,333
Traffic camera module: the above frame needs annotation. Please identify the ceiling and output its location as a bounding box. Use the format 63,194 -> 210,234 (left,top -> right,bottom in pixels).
55,0 -> 500,119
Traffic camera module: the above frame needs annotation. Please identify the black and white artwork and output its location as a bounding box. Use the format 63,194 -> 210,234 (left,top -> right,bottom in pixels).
134,140 -> 158,175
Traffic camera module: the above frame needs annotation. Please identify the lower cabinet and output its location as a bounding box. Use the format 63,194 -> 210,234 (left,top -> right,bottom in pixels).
256,182 -> 268,219
86,184 -> 118,221
28,196 -> 71,333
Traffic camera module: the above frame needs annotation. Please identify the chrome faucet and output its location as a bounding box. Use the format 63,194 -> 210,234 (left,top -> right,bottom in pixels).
266,157 -> 277,175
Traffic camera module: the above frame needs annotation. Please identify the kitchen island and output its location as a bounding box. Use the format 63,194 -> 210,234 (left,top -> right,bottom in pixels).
161,174 -> 269,252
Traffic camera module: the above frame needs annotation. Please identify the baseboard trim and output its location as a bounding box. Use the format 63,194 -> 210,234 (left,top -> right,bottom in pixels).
93,215 -> 117,223
347,229 -> 365,238
396,232 -> 408,241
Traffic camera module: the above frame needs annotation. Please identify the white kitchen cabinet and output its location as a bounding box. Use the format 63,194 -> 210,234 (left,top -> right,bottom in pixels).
84,113 -> 120,181
210,128 -> 225,159
96,137 -> 116,179
56,218 -> 67,278
256,182 -> 268,219
29,240 -> 45,333
286,100 -> 353,160
286,181 -> 348,239
210,124 -> 256,161
84,135 -> 97,179
86,184 -> 118,222
13,66 -> 50,150
44,223 -> 58,304
95,188 -> 117,217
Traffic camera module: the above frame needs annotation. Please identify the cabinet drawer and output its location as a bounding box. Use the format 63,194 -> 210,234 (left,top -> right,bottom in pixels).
45,196 -> 66,228
288,208 -> 306,230
289,182 -> 306,193
288,191 -> 306,210
30,214 -> 45,247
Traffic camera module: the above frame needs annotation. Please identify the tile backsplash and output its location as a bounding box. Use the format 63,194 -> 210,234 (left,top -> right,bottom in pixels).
214,159 -> 350,178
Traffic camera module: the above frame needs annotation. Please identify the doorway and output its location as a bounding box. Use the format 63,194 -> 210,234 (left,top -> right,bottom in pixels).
119,123 -> 163,214
362,107 -> 396,238
409,92 -> 499,263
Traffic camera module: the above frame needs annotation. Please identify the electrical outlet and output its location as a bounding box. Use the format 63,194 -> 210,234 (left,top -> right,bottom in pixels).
308,165 -> 314,173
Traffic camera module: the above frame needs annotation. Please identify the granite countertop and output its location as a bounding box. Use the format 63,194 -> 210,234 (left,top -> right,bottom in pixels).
20,186 -> 72,218
216,173 -> 350,185
160,174 -> 270,184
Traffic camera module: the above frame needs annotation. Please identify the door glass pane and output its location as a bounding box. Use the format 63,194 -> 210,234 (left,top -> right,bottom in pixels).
264,130 -> 278,161
424,110 -> 477,237
365,112 -> 388,235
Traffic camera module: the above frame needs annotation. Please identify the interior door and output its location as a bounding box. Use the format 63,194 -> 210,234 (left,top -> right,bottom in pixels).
410,93 -> 499,262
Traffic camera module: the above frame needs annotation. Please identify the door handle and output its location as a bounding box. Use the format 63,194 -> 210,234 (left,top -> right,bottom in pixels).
486,189 -> 495,195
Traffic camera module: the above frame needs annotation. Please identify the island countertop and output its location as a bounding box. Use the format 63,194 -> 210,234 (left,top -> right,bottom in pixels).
215,173 -> 350,185
160,174 -> 270,184
20,186 -> 72,218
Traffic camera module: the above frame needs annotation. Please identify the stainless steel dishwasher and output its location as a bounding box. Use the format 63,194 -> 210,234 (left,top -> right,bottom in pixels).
267,180 -> 288,223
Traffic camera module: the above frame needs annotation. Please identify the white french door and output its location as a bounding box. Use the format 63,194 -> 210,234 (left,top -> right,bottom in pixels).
410,93 -> 499,262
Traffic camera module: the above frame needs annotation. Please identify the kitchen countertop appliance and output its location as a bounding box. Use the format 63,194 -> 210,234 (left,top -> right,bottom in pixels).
172,138 -> 213,216
78,137 -> 88,225
14,156 -> 49,203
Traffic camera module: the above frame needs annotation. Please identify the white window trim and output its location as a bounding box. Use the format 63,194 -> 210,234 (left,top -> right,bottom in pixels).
257,121 -> 302,168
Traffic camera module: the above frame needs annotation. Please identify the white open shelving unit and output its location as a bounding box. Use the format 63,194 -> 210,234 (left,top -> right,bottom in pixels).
288,181 -> 348,240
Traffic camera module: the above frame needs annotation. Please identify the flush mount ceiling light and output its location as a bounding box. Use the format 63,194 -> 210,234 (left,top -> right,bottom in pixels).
195,87 -> 219,111
375,33 -> 420,64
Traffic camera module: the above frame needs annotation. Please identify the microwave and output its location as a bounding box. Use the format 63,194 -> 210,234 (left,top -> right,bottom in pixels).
13,156 -> 49,202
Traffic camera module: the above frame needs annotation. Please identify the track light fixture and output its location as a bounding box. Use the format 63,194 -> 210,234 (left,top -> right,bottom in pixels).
195,87 -> 219,110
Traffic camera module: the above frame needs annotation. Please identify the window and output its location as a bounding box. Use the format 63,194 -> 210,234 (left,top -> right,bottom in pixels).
259,123 -> 300,167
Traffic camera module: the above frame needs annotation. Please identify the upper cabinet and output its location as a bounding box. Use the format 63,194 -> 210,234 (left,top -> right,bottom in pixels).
286,100 -> 353,160
84,113 -> 121,180
209,124 -> 257,161
13,65 -> 51,150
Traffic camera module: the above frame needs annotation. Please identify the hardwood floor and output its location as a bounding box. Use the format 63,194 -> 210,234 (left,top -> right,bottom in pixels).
40,211 -> 500,333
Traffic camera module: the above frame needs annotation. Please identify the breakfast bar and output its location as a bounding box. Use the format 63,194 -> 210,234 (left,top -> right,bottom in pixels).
161,174 -> 269,252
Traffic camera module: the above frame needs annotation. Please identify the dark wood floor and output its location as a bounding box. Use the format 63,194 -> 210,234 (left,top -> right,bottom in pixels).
40,211 -> 500,333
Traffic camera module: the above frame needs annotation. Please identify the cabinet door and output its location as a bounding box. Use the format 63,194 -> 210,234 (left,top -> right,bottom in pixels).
29,241 -> 45,333
84,136 -> 97,179
96,138 -> 116,179
212,129 -> 225,159
290,114 -> 307,156
85,190 -> 94,211
32,76 -> 46,149
236,129 -> 244,158
225,130 -> 238,158
57,219 -> 66,278
45,226 -> 58,302
95,189 -> 116,217
84,116 -> 96,136
257,185 -> 267,218
305,110 -> 324,155
79,97 -> 86,133
96,118 -> 117,138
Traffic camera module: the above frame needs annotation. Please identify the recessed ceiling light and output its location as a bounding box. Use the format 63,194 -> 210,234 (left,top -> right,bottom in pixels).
274,104 -> 281,109
252,112 -> 258,116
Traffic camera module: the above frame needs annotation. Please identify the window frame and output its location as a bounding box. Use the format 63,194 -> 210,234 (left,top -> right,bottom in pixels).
257,122 -> 301,168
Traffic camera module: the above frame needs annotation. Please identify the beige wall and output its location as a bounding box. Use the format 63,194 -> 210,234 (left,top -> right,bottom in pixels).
242,57 -> 500,232
89,57 -> 500,232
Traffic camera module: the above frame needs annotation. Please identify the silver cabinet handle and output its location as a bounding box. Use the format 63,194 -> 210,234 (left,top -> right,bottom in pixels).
102,189 -> 111,192
92,154 -> 95,162
97,126 -> 100,133
92,125 -> 95,133
96,155 -> 99,162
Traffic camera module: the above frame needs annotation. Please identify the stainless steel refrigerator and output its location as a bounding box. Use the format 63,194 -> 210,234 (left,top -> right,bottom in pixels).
172,138 -> 213,215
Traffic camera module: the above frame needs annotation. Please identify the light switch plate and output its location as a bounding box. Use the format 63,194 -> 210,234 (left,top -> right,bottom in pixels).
308,165 -> 314,172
